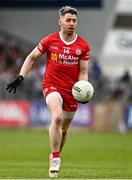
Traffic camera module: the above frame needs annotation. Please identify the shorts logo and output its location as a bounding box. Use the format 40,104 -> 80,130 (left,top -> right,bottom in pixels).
70,104 -> 77,107
51,52 -> 59,62
43,86 -> 57,97
44,87 -> 48,93
75,49 -> 82,55
43,88 -> 48,97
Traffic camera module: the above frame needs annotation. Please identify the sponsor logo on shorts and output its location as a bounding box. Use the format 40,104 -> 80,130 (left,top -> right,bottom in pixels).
70,104 -> 77,107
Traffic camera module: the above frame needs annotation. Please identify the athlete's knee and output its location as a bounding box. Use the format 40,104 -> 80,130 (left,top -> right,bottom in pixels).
53,113 -> 64,127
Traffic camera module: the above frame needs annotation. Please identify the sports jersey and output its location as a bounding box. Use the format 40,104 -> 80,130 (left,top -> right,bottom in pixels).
37,31 -> 90,92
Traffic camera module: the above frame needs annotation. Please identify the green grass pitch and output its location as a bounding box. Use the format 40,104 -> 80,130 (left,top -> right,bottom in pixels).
0,128 -> 132,179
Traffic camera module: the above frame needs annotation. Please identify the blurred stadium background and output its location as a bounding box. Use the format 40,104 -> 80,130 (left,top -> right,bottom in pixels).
0,0 -> 132,179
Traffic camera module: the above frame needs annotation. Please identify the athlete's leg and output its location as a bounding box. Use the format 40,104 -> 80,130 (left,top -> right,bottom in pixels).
60,111 -> 75,152
60,118 -> 72,152
46,92 -> 64,153
46,92 -> 64,178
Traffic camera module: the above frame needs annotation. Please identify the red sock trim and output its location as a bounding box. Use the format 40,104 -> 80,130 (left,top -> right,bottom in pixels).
52,152 -> 60,158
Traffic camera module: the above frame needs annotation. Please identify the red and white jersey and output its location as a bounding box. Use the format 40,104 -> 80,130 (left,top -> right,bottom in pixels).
37,31 -> 90,91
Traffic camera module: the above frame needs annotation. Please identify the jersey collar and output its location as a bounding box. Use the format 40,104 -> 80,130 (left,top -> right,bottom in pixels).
59,31 -> 78,45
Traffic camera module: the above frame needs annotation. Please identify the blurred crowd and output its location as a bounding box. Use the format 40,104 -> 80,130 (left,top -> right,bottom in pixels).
89,57 -> 132,105
0,36 -> 45,100
0,36 -> 132,104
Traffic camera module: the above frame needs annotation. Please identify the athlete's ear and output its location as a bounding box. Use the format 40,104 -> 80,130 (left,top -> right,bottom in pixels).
58,19 -> 62,26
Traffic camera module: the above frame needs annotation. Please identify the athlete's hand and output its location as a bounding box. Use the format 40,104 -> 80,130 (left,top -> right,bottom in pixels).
78,100 -> 89,104
6,75 -> 24,93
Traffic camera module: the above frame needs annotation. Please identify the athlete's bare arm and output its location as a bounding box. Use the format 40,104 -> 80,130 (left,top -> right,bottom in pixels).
78,60 -> 88,81
19,47 -> 43,77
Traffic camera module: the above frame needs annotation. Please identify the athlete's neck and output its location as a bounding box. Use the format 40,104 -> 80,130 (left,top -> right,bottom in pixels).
60,31 -> 76,42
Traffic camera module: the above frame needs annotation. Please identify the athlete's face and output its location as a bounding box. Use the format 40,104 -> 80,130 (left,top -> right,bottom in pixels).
59,13 -> 77,35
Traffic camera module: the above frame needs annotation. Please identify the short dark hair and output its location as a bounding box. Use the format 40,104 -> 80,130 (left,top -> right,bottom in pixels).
59,6 -> 78,17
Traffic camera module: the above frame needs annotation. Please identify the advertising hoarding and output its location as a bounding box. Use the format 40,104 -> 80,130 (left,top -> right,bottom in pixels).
124,105 -> 132,129
0,100 -> 29,127
29,102 -> 93,128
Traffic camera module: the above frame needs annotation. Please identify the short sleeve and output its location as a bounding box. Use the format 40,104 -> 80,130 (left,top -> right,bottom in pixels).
80,43 -> 91,61
37,34 -> 52,54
